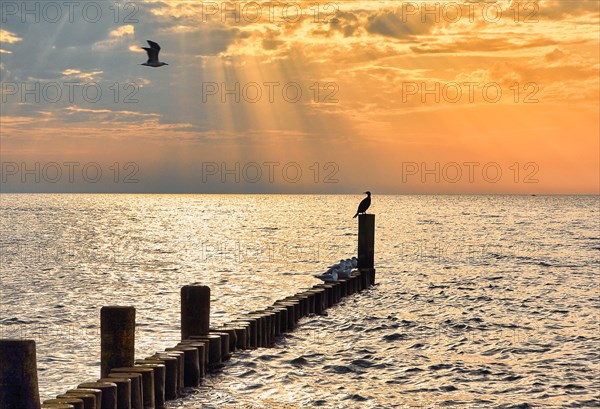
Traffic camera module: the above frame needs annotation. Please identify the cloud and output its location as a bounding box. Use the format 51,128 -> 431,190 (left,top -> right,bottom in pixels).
261,27 -> 284,50
545,48 -> 565,62
0,29 -> 22,44
329,11 -> 362,37
536,0 -> 600,19
62,69 -> 104,81
366,7 -> 440,39
93,25 -> 135,49
0,0 -> 598,194
110,25 -> 135,37
410,37 -> 558,54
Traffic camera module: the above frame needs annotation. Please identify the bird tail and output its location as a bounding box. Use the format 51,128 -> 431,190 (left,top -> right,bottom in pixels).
353,212 -> 358,218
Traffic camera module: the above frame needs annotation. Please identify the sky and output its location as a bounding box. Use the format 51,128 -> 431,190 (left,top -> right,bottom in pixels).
0,0 -> 598,193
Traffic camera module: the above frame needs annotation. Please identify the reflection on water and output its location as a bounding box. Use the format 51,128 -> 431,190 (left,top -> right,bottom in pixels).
1,194 -> 599,408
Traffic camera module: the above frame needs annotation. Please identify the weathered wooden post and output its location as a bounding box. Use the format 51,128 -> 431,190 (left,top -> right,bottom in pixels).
56,393 -> 95,409
176,340 -> 207,378
209,329 -> 236,356
274,301 -> 297,330
53,396 -> 87,409
211,327 -> 239,352
60,392 -> 96,409
358,213 -> 375,286
181,285 -> 210,340
321,284 -> 334,307
244,314 -> 264,347
107,368 -> 152,409
144,355 -> 178,401
43,398 -> 83,409
309,288 -> 326,315
166,346 -> 199,388
338,279 -> 348,298
223,324 -> 248,350
350,272 -> 360,293
97,377 -> 130,409
232,319 -> 257,348
134,363 -> 164,409
160,350 -> 184,397
101,306 -> 135,378
282,297 -> 302,321
0,339 -> 41,409
185,335 -> 221,370
65,389 -> 102,409
106,373 -> 142,409
265,307 -> 285,337
77,382 -> 117,409
247,312 -> 273,347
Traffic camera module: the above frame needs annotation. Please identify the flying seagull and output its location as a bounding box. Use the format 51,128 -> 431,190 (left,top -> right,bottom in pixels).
353,191 -> 371,218
141,40 -> 168,67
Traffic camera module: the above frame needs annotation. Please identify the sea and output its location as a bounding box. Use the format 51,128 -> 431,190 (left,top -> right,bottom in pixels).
1,194 -> 599,408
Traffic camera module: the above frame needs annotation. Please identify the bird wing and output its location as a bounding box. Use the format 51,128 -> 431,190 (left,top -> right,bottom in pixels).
142,46 -> 159,64
147,40 -> 161,51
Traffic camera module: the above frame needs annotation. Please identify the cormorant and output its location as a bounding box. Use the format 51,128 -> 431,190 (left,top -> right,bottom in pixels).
353,191 -> 371,218
141,40 -> 169,67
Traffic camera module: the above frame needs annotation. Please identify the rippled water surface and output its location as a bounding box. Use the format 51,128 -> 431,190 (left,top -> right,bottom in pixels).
1,194 -> 599,408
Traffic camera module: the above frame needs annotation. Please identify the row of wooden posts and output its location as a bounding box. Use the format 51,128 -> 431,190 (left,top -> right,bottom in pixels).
0,214 -> 376,409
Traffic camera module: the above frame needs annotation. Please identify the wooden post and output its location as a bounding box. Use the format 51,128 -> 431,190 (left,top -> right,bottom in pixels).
359,269 -> 369,290
185,335 -> 221,370
273,302 -> 296,331
66,389 -> 102,409
274,307 -> 289,334
101,306 -> 135,378
205,332 -> 230,361
43,398 -> 83,409
350,272 -> 360,293
59,392 -> 95,409
338,280 -> 348,298
158,348 -> 185,397
107,368 -> 153,409
210,329 -> 237,355
77,382 -> 117,409
0,340 -> 41,409
97,377 -> 131,409
106,373 -> 142,409
232,319 -> 257,348
282,297 -> 302,321
357,214 -> 375,275
134,364 -> 164,409
144,355 -> 178,401
210,328 -> 237,353
315,284 -> 332,307
160,351 -> 184,397
166,346 -> 199,387
245,315 -> 264,347
265,307 -> 285,337
183,341 -> 208,378
309,289 -> 326,315
223,325 -> 248,350
181,285 -> 210,340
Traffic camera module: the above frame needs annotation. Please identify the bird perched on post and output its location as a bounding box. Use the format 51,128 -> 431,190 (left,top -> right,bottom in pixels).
141,40 -> 168,67
353,191 -> 371,218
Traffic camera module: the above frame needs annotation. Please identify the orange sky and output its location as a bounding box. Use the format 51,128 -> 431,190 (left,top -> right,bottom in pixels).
0,0 -> 598,193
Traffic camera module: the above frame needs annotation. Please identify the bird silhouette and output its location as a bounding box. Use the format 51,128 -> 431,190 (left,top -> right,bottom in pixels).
353,191 -> 371,218
141,40 -> 168,67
